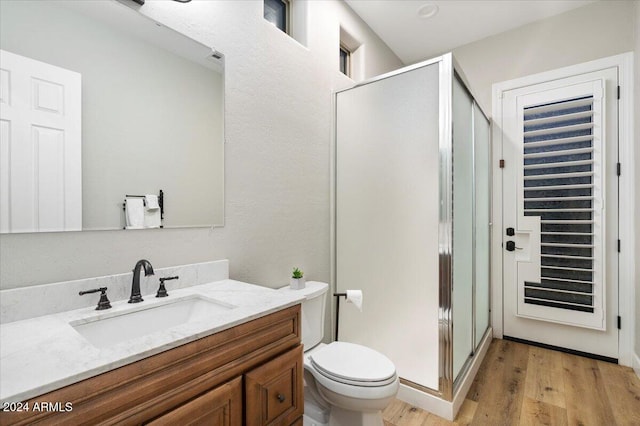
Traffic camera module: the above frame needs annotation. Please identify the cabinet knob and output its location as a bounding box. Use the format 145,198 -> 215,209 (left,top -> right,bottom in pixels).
277,393 -> 285,403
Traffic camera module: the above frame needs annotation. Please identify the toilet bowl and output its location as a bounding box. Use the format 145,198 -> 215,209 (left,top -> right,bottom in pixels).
304,341 -> 399,426
279,281 -> 398,426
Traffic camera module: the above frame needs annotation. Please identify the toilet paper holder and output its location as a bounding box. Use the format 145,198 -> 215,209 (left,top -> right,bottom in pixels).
333,290 -> 363,340
333,293 -> 347,341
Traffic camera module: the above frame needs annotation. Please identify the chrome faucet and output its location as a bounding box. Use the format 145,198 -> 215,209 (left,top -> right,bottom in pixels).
129,259 -> 154,303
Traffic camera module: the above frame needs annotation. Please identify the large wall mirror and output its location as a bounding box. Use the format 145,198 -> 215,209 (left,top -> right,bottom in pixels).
0,0 -> 224,233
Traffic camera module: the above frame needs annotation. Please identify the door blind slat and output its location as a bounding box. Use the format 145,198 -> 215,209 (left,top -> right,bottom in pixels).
524,159 -> 593,170
541,232 -> 594,236
525,184 -> 593,191
542,265 -> 594,272
523,97 -> 592,116
524,147 -> 593,159
524,296 -> 594,309
524,122 -> 593,138
524,171 -> 593,180
524,286 -> 594,296
522,135 -> 592,149
540,220 -> 594,224
542,254 -> 594,260
525,196 -> 593,202
541,242 -> 594,248
524,110 -> 593,126
535,276 -> 594,285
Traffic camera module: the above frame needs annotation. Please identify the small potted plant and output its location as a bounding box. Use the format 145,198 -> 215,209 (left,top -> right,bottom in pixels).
290,267 -> 306,290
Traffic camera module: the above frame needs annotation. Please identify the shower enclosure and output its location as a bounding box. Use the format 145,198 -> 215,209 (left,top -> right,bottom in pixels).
333,53 -> 490,415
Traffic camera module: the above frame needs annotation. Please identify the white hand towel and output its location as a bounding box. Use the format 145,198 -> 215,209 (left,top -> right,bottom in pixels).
144,204 -> 161,228
145,194 -> 159,210
125,198 -> 144,229
345,289 -> 363,312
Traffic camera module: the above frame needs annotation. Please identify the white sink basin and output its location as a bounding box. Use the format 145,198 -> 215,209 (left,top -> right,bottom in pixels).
71,296 -> 236,349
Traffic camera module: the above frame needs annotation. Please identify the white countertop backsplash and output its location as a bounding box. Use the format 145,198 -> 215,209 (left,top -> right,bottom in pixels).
0,260 -> 305,403
0,260 -> 229,324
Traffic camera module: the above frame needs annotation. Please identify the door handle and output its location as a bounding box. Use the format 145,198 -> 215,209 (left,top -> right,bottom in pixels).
506,241 -> 523,251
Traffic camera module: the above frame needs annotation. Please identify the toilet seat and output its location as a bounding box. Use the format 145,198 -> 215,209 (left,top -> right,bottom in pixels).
309,342 -> 397,387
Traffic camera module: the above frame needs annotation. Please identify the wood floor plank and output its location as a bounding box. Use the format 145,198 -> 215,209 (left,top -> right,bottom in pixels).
422,413 -> 452,426
391,404 -> 432,426
384,340 -> 640,426
470,339 -> 529,426
383,399 -> 433,425
453,399 -> 477,426
524,347 -> 566,408
597,360 -> 640,425
383,398 -> 410,425
466,338 -> 501,402
562,352 -> 617,426
528,345 -> 564,372
519,396 -> 568,426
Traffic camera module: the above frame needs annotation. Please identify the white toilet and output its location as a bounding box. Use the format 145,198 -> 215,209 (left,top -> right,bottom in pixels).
279,281 -> 399,426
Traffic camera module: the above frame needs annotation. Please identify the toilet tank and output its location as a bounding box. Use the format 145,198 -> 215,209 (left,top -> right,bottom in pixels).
278,281 -> 328,350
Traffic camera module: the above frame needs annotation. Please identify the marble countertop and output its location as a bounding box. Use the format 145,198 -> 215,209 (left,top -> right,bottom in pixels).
0,279 -> 305,403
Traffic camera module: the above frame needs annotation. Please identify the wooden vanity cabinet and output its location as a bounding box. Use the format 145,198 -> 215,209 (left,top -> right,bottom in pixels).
0,305 -> 303,426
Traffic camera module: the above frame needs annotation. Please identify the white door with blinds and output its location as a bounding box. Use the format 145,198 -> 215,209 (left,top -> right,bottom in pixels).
501,68 -> 618,359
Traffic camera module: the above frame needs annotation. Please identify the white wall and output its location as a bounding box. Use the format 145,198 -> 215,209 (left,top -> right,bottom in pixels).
0,1 -> 402,292
452,1 -> 635,114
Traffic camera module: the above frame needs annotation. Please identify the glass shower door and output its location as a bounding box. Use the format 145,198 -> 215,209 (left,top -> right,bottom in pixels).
452,76 -> 491,382
474,104 -> 491,349
452,76 -> 474,380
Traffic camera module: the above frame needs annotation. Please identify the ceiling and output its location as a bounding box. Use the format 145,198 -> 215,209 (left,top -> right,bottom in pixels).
344,0 -> 596,64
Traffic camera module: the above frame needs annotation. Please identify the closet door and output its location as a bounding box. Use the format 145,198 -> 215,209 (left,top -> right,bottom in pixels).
0,49 -> 82,233
336,62 -> 441,389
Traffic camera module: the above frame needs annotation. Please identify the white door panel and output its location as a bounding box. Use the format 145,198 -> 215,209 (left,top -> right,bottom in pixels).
0,49 -> 81,233
0,119 -> 10,232
502,68 -> 618,359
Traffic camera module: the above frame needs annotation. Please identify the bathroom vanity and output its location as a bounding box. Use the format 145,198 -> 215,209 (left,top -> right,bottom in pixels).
0,263 -> 306,426
2,306 -> 302,425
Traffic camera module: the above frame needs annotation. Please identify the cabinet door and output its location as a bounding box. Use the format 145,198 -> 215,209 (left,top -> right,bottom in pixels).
147,376 -> 242,426
245,345 -> 303,425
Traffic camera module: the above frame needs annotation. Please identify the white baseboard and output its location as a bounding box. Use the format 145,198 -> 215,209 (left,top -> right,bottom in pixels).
397,384 -> 453,420
633,351 -> 640,379
396,328 -> 493,421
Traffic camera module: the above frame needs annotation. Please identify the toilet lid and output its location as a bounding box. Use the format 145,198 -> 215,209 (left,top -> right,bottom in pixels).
309,342 -> 396,385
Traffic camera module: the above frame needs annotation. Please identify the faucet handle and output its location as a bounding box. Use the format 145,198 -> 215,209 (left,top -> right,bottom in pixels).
79,287 -> 112,310
156,276 -> 179,298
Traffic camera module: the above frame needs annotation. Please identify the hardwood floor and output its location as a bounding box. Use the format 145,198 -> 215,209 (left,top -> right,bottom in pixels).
382,339 -> 640,426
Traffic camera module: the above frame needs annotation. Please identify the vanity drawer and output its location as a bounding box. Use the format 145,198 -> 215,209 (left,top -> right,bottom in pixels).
146,376 -> 242,426
245,345 -> 303,425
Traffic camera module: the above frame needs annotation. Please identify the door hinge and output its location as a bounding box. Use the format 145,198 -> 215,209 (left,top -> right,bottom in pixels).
499,159 -> 505,168
617,86 -> 621,100
617,316 -> 621,329
618,239 -> 621,253
617,162 -> 621,176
